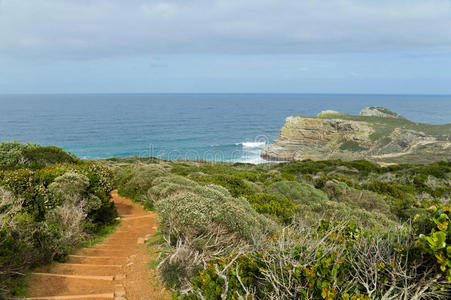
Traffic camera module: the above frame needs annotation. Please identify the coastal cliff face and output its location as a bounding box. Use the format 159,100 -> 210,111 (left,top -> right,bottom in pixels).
261,107 -> 451,164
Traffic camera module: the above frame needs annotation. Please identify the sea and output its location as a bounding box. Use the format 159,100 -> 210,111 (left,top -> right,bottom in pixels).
0,94 -> 450,163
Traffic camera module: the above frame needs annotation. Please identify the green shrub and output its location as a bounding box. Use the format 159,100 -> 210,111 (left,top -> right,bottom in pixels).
189,221 -> 448,299
245,193 -> 295,224
0,169 -> 47,220
149,175 -> 224,203
0,142 -> 27,170
266,180 -> 329,205
414,205 -> 451,281
0,144 -> 116,295
0,142 -> 78,170
156,186 -> 274,241
117,164 -> 167,202
340,140 -> 368,151
191,174 -> 259,197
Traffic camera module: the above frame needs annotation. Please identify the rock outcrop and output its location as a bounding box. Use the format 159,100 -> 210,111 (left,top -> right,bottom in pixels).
360,107 -> 405,119
261,107 -> 451,164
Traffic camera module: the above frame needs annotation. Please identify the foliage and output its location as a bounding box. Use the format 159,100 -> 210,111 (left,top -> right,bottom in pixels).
190,174 -> 260,198
103,156 -> 451,298
156,186 -> 274,241
116,164 -> 168,203
189,221 -> 449,299
415,205 -> 451,282
0,142 -> 78,170
245,193 -> 296,224
267,180 -> 329,204
339,140 -> 368,151
0,142 -> 115,295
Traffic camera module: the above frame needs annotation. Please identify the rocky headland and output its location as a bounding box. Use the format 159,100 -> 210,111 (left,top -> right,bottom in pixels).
261,107 -> 451,164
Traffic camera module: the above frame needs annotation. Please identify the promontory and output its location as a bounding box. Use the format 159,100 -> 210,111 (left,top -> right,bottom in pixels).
261,107 -> 451,165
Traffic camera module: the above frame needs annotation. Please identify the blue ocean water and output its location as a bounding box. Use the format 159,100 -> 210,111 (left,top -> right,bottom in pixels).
0,94 -> 450,163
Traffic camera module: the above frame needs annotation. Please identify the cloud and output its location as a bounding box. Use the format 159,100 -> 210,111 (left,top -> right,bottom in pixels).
0,0 -> 450,60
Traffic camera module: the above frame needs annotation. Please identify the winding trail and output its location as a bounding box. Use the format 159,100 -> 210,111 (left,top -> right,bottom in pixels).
25,190 -> 169,300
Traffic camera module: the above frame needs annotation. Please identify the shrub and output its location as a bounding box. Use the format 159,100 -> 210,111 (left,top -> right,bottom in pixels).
267,180 -> 329,205
117,164 -> 167,202
191,174 -> 260,197
340,140 -> 368,151
0,142 -> 78,170
149,176 -> 226,205
155,181 -> 276,290
48,172 -> 102,213
414,205 -> 451,281
0,144 -> 116,295
0,142 -> 26,170
156,186 -> 274,241
0,169 -> 47,220
245,193 -> 296,224
188,221 -> 449,299
324,180 -> 393,216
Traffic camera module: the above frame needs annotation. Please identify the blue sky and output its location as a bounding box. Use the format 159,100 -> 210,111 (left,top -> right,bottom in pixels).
0,0 -> 451,94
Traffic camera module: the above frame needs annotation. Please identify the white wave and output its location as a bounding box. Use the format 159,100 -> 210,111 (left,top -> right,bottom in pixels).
240,141 -> 266,148
239,156 -> 267,164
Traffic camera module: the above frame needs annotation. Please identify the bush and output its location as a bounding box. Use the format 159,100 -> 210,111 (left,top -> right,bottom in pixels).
266,180 -> 329,204
0,143 -> 115,295
245,193 -> 296,224
48,172 -> 101,213
414,205 -> 451,281
188,221 -> 449,299
102,157 -> 451,297
156,186 -> 274,241
117,164 -> 167,203
191,174 -> 260,197
155,181 -> 276,290
0,142 -> 78,170
324,180 -> 393,217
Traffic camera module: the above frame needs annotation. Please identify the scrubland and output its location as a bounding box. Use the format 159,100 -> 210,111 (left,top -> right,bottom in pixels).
108,157 -> 451,299
1,142 -> 450,298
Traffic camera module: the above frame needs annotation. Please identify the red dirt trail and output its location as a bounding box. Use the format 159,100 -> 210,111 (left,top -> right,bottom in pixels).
25,190 -> 170,300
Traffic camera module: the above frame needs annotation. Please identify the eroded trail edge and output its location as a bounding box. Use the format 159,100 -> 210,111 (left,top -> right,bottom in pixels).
26,190 -> 168,300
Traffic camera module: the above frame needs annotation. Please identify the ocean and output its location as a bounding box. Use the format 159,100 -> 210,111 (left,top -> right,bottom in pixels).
0,94 -> 450,163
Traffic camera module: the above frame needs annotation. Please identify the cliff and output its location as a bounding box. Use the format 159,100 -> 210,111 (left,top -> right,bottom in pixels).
261,107 -> 451,164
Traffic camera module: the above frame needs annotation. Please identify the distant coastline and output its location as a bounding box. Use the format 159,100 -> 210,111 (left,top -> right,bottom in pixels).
1,94 -> 450,162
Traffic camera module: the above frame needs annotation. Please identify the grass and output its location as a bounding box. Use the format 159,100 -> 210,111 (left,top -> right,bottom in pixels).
147,231 -> 165,270
79,220 -> 121,248
4,270 -> 30,298
339,140 -> 368,151
312,114 -> 451,139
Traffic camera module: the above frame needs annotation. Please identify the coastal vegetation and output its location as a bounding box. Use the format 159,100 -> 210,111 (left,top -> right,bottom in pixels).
109,156 -> 451,299
0,142 -> 116,296
1,141 -> 450,298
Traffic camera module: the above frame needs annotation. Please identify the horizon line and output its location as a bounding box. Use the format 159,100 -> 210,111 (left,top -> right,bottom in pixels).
1,92 -> 451,97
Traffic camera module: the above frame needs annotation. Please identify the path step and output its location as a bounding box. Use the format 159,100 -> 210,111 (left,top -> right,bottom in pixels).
78,249 -> 128,256
63,263 -> 122,268
35,264 -> 122,276
26,276 -> 115,298
121,215 -> 153,221
32,273 -> 114,281
68,255 -> 127,265
26,293 -> 115,299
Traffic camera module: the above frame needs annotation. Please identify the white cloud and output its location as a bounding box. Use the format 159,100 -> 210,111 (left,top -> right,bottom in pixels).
0,0 -> 450,59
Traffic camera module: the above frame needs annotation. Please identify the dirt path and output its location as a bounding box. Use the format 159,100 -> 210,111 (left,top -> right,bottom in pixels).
25,190 -> 169,300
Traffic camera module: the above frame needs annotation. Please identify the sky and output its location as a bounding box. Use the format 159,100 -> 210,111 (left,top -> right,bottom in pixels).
0,0 -> 451,94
